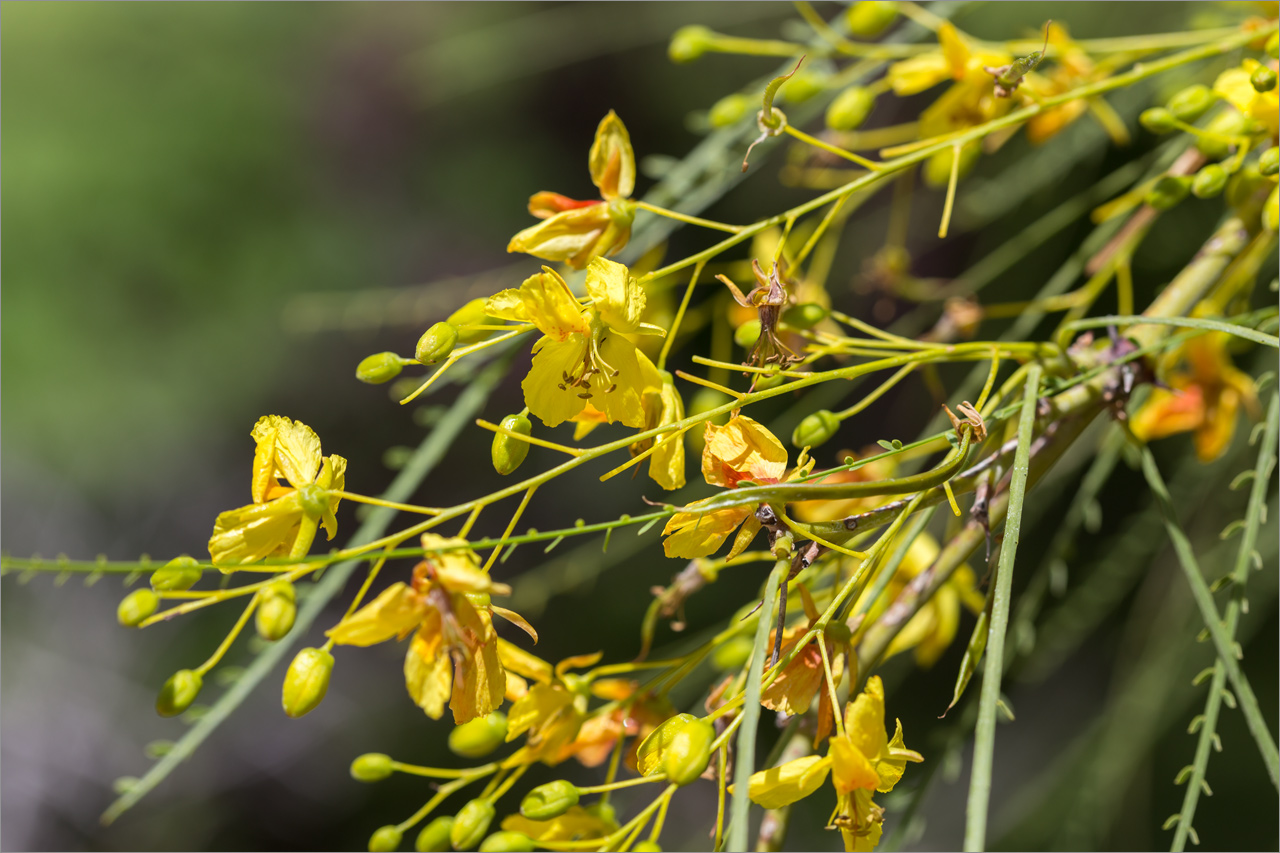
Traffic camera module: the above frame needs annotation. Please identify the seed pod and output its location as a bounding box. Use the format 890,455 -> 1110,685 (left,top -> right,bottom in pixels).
450,800 -> 496,852
922,143 -> 979,188
708,93 -> 752,128
415,817 -> 454,853
782,70 -> 825,104
1138,107 -> 1178,134
1260,147 -> 1279,177
712,635 -> 754,671
734,319 -> 762,349
791,410 -> 841,449
118,589 -> 159,627
282,647 -> 334,718
1145,175 -> 1191,211
669,25 -> 714,63
478,832 -> 535,853
156,669 -> 202,717
368,825 -> 403,853
448,299 -> 493,344
356,352 -> 404,385
416,322 -> 459,365
520,780 -> 580,820
1197,111 -> 1250,160
845,1 -> 898,38
825,86 -> 875,131
662,716 -> 716,786
1252,66 -> 1277,93
1165,85 -> 1214,123
782,302 -> 829,329
448,712 -> 508,758
255,579 -> 297,642
491,415 -> 532,476
1191,164 -> 1228,198
150,555 -> 202,592
351,753 -> 394,782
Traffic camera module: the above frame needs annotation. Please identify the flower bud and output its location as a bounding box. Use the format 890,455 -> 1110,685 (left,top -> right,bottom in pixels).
118,588 -> 159,627
922,142 -> 978,188
1165,85 -> 1214,123
357,352 -> 404,385
255,580 -> 297,642
792,410 -> 840,449
282,647 -> 334,718
1191,164 -> 1228,198
1265,186 -> 1279,233
520,780 -> 579,820
450,800 -> 496,852
845,1 -> 898,38
416,322 -> 459,365
712,635 -> 753,671
708,93 -> 752,128
734,319 -> 762,349
586,800 -> 617,826
491,415 -> 532,476
753,371 -> 785,390
782,70 -> 825,104
1197,111 -> 1250,160
415,817 -> 454,853
1138,107 -> 1177,134
782,302 -> 829,330
156,669 -> 202,717
662,717 -> 716,786
448,712 -> 508,758
368,825 -> 402,853
669,25 -> 713,63
1261,147 -> 1279,177
825,86 -> 875,131
1145,175 -> 1191,211
478,832 -> 535,853
1252,66 -> 1277,93
351,752 -> 394,782
150,555 -> 202,592
448,299 -> 493,344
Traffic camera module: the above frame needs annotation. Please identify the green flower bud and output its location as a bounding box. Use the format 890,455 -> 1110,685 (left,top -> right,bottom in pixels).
632,843 -> 663,852
712,635 -> 754,671
1252,66 -> 1277,93
824,620 -> 853,644
448,298 -> 493,344
416,322 -> 459,365
351,752 -> 394,782
118,588 -> 159,627
368,825 -> 403,853
1267,33 -> 1279,60
669,25 -> 714,64
1265,186 -> 1279,233
662,717 -> 715,786
150,555 -> 202,592
491,415 -> 532,476
520,780 -> 579,820
1191,164 -> 1229,198
708,93 -> 752,128
415,817 -> 454,853
782,70 -> 825,104
1145,175 -> 1191,211
357,352 -> 404,385
1165,85 -> 1214,123
585,800 -> 617,826
1197,111 -> 1250,160
255,579 -> 297,642
448,712 -> 508,758
845,1 -> 898,38
734,319 -> 762,349
282,647 -> 334,718
825,86 -> 875,131
782,302 -> 829,329
156,669 -> 202,717
1138,107 -> 1178,134
478,832 -> 535,853
1260,147 -> 1279,177
753,371 -> 785,390
922,142 -> 979,188
1226,165 -> 1269,214
450,800 -> 496,852
792,410 -> 840,449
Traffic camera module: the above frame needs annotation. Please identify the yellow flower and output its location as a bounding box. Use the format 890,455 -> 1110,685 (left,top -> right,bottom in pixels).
1215,58 -> 1279,139
500,651 -> 604,766
501,805 -> 618,843
487,259 -> 658,429
1132,331 -> 1260,462
662,416 -> 788,559
326,535 -> 533,724
637,370 -> 687,491
508,111 -> 637,269
208,416 -> 347,567
745,676 -> 922,852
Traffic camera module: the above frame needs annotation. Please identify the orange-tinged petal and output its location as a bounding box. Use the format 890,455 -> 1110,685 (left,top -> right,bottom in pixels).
831,736 -> 880,793
507,683 -> 574,742
528,191 -> 597,219
760,639 -> 824,716
507,206 -> 612,268
1131,386 -> 1206,442
449,601 -> 505,724
702,416 -> 788,488
589,110 -> 635,200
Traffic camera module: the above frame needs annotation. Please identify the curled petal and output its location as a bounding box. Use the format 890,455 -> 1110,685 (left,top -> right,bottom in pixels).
589,110 -> 635,200
585,257 -> 645,333
744,754 -> 832,809
702,416 -> 788,488
250,416 -> 324,501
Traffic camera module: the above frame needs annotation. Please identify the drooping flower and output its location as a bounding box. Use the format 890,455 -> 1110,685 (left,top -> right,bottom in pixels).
759,584 -> 851,746
487,259 -> 659,429
325,534 -> 534,724
208,416 -> 347,567
508,111 -> 637,269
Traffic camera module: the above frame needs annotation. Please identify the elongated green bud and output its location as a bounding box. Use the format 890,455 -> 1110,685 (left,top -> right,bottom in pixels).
1145,175 -> 1191,211
415,817 -> 454,852
156,669 -> 202,717
520,780 -> 579,820
792,410 -> 840,449
255,579 -> 297,642
448,712 -> 508,758
1252,66 -> 1277,93
782,302 -> 829,329
416,322 -> 459,365
1197,111 -> 1250,160
478,832 -> 535,852
1191,164 -> 1228,199
448,299 -> 492,344
825,86 -> 875,131
1165,85 -> 1214,123
669,25 -> 714,63
150,555 -> 202,592
782,70 -> 825,104
357,352 -> 404,385
282,647 -> 334,718
450,800 -> 496,852
662,717 -> 715,786
1138,107 -> 1177,134
351,752 -> 394,782
734,319 -> 762,349
708,93 -> 752,128
491,415 -> 532,476
118,588 -> 159,627
845,1 -> 898,38
1260,147 -> 1279,177
368,825 -> 402,853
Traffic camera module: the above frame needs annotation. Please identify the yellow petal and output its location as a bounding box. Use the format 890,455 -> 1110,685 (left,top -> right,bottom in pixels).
589,110 -> 635,200
507,206 -> 611,268
726,512 -> 762,560
831,736 -> 880,793
524,337 -> 593,428
844,675 -> 888,761
593,333 -> 648,429
501,269 -> 590,341
325,582 -> 426,646
405,619 -> 451,719
250,416 -> 323,496
702,415 -> 788,488
208,494 -> 304,567
648,374 -> 687,491
501,806 -> 617,842
449,601 -> 505,724
744,754 -> 832,809
492,605 -> 539,643
507,683 -> 574,742
498,638 -> 553,684
1215,67 -> 1256,115
938,22 -> 970,80
585,257 -> 645,333
317,454 -> 347,540
887,53 -> 950,96
662,505 -> 753,559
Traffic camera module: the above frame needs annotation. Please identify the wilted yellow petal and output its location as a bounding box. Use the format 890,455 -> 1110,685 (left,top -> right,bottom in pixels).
589,110 -> 635,200
745,754 -> 832,809
208,494 -> 304,567
498,638 -> 554,684
250,416 -> 323,499
702,416 -> 788,488
404,619 -> 451,719
326,582 -> 426,646
662,504 -> 753,558
585,257 -> 645,333
449,601 -> 505,724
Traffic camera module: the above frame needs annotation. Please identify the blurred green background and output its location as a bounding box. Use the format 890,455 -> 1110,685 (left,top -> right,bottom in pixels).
2,3 -> 1275,851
